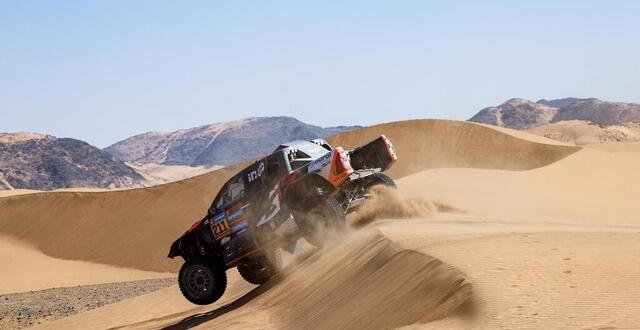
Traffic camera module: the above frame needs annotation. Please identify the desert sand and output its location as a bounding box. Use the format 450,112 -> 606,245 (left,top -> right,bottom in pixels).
1,119 -> 638,329
526,119 -> 640,145
0,189 -> 40,198
0,236 -> 171,295
586,141 -> 640,153
130,163 -> 222,186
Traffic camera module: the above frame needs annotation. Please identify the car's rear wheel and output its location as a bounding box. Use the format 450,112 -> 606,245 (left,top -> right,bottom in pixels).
363,172 -> 397,195
344,172 -> 397,215
237,248 -> 283,285
178,259 -> 227,305
297,196 -> 346,247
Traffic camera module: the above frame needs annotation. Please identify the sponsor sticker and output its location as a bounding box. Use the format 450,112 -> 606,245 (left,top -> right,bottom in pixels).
308,151 -> 332,173
231,220 -> 248,233
227,208 -> 245,222
213,212 -> 225,223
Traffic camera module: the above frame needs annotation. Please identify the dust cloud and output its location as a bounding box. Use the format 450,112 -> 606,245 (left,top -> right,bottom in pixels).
350,186 -> 458,227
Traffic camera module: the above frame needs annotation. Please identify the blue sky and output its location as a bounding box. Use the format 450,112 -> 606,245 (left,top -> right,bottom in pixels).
1,1 -> 639,147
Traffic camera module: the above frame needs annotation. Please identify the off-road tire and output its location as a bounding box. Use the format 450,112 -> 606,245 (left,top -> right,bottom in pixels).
340,172 -> 398,216
237,249 -> 283,285
298,196 -> 346,247
178,259 -> 227,305
364,172 -> 397,191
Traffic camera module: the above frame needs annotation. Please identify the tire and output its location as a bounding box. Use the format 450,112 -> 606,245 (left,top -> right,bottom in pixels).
364,172 -> 397,191
297,196 -> 346,247
178,259 -> 227,305
237,248 -> 283,285
344,172 -> 397,215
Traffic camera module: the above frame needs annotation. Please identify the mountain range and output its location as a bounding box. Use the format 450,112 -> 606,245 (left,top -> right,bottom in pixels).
469,97 -> 640,129
0,117 -> 357,190
0,133 -> 144,190
104,116 -> 358,166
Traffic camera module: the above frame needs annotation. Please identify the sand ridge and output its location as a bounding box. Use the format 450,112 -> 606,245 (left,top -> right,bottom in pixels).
33,230 -> 475,330
0,236 -> 171,295
0,119 -> 579,273
526,120 -> 640,145
397,148 -> 640,226
327,119 -> 579,177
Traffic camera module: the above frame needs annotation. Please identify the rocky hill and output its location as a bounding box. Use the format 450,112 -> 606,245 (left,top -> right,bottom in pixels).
105,116 -> 359,166
0,133 -> 144,190
469,98 -> 640,129
551,98 -> 640,125
468,98 -> 558,129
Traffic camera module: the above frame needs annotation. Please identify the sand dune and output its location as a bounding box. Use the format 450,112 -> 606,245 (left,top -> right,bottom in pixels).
398,148 -> 640,226
328,120 -> 578,177
268,231 -> 473,329
0,119 -> 578,273
0,189 -> 40,198
0,165 -> 244,272
5,119 -> 639,329
378,220 -> 640,329
0,236 -> 170,294
35,231 -> 474,330
378,147 -> 640,328
130,163 -> 222,186
526,120 -> 640,145
585,141 -> 640,153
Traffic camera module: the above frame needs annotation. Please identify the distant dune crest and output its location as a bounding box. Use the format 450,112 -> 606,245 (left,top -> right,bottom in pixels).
526,120 -> 640,145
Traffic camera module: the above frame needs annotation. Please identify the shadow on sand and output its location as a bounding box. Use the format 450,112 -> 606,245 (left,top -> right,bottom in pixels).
161,248 -> 319,330
160,275 -> 283,330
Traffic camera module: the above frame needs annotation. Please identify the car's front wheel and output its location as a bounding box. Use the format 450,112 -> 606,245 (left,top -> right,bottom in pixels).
178,259 -> 227,305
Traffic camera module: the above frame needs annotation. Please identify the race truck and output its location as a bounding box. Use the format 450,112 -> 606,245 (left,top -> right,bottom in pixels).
168,135 -> 397,305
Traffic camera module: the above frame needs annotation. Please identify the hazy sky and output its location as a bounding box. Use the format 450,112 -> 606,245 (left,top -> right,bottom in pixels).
1,1 -> 639,147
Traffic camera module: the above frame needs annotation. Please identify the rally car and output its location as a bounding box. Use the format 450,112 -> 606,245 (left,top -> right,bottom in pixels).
168,135 -> 397,305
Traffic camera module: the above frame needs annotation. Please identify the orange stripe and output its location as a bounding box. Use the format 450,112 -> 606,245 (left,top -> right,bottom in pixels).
228,215 -> 247,226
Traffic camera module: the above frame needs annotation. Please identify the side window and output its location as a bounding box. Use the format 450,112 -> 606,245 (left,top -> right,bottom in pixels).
214,187 -> 229,210
228,177 -> 245,202
211,187 -> 227,213
288,149 -> 310,170
265,152 -> 289,182
211,175 -> 245,212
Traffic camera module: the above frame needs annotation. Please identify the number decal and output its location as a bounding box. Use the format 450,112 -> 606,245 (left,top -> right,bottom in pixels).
211,218 -> 231,240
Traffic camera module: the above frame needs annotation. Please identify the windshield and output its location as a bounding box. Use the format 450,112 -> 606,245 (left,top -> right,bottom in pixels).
296,142 -> 330,159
